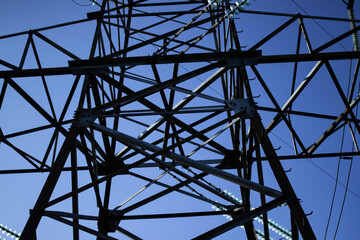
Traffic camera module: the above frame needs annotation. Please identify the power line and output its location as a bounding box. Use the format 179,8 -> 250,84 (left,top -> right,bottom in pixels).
270,132 -> 360,201
323,126 -> 345,240
71,0 -> 94,7
333,141 -> 354,239
289,0 -> 348,51
324,57 -> 353,238
333,57 -> 359,239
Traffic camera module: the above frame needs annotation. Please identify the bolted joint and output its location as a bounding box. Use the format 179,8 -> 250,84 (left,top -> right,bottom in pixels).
97,157 -> 126,176
219,150 -> 240,169
73,109 -> 99,128
98,208 -> 122,233
226,99 -> 257,119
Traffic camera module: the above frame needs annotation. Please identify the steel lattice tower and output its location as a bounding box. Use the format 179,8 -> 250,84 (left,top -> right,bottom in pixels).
0,0 -> 359,239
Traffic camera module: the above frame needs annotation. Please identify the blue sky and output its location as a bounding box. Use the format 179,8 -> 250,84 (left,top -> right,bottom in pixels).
1,0 -> 360,239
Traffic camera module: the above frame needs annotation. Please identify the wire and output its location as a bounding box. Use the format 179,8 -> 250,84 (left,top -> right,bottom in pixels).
333,58 -> 359,239
323,127 -> 345,240
289,0 -> 348,51
324,57 -> 354,238
333,146 -> 354,239
71,0 -> 93,7
270,132 -> 360,200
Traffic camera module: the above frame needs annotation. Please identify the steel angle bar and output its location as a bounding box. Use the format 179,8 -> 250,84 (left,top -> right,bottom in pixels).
240,9 -> 360,23
269,151 -> 360,160
101,72 -> 225,105
265,60 -> 324,133
121,112 -> 224,156
71,147 -> 79,240
251,118 -> 316,239
348,0 -> 355,9
103,13 -> 223,58
348,6 -> 360,51
1,138 -> 45,169
118,84 -> 229,154
114,168 -> 174,210
4,77 -> 61,131
44,212 -> 117,240
0,80 -> 7,110
116,226 -> 143,240
91,122 -> 282,198
192,195 -> 289,240
117,111 -> 225,163
2,51 -> 358,78
101,106 -> 228,117
95,9 -> 211,19
20,126 -> 81,240
0,18 -> 92,40
131,10 -> 209,31
0,67 -> 72,78
82,129 -> 109,162
19,33 -> 34,70
44,156 -> 153,209
0,59 -> 19,71
95,0 -> 202,16
101,19 -> 215,53
325,61 -> 360,135
348,59 -> 360,101
121,211 -> 231,220
43,211 -> 98,221
187,117 -> 240,158
120,171 -> 212,214
3,149 -> 360,174
250,14 -> 299,50
298,17 -> 313,53
29,37 -> 57,120
257,105 -> 360,122
348,123 -> 360,152
259,51 -> 360,63
251,65 -> 308,155
92,61 -> 223,112
33,31 -> 80,60
314,24 -> 360,53
69,51 -> 261,69
255,137 -> 270,239
4,77 -> 88,158
128,171 -> 227,208
100,66 -> 228,157
79,133 -> 103,206
43,112 -> 235,210
108,140 -> 245,211
308,92 -> 360,154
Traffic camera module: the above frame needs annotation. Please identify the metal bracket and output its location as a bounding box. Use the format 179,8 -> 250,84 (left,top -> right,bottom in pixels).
226,99 -> 257,119
98,208 -> 122,233
73,109 -> 98,127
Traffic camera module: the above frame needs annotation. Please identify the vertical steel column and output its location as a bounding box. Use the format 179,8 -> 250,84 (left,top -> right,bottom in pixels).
71,147 -> 80,240
20,126 -> 81,240
251,118 -> 316,239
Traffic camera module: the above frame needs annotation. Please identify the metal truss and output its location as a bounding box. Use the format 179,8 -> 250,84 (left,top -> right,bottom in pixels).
0,0 -> 359,239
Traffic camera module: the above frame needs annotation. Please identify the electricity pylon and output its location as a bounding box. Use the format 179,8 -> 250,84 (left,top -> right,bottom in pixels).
0,0 -> 359,239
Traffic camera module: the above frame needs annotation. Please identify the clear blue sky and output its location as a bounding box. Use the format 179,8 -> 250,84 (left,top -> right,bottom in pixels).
0,0 -> 359,239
